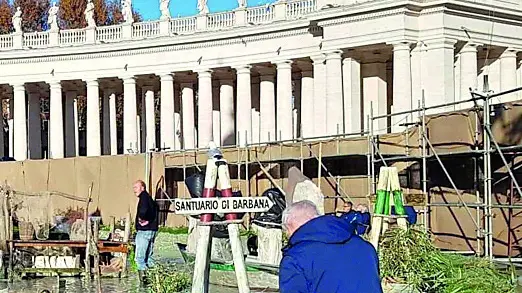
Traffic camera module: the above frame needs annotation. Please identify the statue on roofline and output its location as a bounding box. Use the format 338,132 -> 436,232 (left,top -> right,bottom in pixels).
12,7 -> 22,33
48,2 -> 59,31
85,0 -> 96,28
159,0 -> 171,20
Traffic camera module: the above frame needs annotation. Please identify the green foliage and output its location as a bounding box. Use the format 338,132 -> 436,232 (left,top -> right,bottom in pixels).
147,264 -> 191,293
379,227 -> 516,293
158,226 -> 188,235
127,245 -> 138,272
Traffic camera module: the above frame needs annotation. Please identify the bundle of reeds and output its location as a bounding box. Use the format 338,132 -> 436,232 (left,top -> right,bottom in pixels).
379,227 -> 517,293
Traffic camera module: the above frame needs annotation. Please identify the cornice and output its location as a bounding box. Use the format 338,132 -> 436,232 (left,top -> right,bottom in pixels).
0,21 -> 312,66
319,7 -> 409,27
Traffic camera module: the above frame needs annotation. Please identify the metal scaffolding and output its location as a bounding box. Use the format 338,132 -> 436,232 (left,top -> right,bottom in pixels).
368,85 -> 522,260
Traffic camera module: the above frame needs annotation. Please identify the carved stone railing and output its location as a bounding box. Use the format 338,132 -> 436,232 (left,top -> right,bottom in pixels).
60,28 -> 87,46
0,0 -> 318,51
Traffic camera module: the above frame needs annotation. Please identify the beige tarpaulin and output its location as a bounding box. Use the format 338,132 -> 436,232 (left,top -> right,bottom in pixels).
0,154 -> 165,224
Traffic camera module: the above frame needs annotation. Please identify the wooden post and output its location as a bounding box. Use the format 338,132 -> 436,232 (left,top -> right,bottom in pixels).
93,219 -> 100,280
318,142 -> 322,190
109,217 -> 115,241
121,212 -> 131,278
85,217 -> 91,278
191,158 -> 218,293
7,189 -> 13,282
218,161 -> 249,293
228,224 -> 249,293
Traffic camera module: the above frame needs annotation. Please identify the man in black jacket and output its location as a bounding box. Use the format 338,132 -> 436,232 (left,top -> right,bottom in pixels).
133,180 -> 158,283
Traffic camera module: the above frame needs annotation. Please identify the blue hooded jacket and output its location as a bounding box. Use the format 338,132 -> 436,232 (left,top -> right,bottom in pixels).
279,215 -> 383,293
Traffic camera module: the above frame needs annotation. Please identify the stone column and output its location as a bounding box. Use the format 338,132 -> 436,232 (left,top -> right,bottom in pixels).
311,54 -> 326,137
197,70 -> 213,148
220,79 -> 235,146
518,60 -> 522,101
0,98 -> 3,158
500,48 -> 518,103
293,74 -> 301,139
12,83 -> 27,161
410,43 -> 424,108
86,79 -> 101,157
142,86 -> 156,152
459,43 -> 479,110
422,39 -> 456,112
102,89 -> 115,155
8,99 -> 13,158
235,65 -> 252,146
259,67 -> 276,143
73,98 -> 79,156
123,76 -> 138,154
298,63 -> 314,138
342,58 -> 361,134
391,42 -> 412,132
109,92 -> 118,155
274,60 -> 293,141
49,81 -> 64,159
181,82 -> 195,149
325,50 -> 344,135
159,73 -> 175,151
212,81 -> 221,146
251,77 -> 261,144
64,91 -> 77,157
27,88 -> 42,159
362,63 -> 387,134
173,84 -> 182,150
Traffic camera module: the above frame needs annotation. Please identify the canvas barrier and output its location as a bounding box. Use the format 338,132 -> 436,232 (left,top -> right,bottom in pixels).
0,153 -> 166,225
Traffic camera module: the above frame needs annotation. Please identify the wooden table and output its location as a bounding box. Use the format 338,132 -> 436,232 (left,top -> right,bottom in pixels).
8,239 -> 129,253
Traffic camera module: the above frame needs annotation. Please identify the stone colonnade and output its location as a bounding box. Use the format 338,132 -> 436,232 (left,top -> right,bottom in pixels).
1,42 -> 521,161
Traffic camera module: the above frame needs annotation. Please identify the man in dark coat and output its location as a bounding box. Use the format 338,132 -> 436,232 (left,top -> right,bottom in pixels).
279,200 -> 382,293
133,180 -> 158,284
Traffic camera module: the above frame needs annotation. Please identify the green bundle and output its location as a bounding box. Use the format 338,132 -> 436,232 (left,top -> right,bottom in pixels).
379,227 -> 517,293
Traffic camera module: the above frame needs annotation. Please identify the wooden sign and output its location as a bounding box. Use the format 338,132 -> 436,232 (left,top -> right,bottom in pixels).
174,197 -> 274,215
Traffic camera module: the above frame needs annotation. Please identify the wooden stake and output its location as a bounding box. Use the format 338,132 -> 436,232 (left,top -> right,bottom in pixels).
191,225 -> 212,293
109,217 -> 115,241
121,212 -> 131,278
228,224 -> 249,293
85,218 -> 91,278
93,219 -> 100,280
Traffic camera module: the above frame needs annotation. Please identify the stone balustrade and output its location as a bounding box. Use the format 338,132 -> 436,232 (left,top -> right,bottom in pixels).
0,0 -> 317,51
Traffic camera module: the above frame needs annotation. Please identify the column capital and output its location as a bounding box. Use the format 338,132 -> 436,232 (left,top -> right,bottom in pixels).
272,60 -> 292,69
391,42 -> 412,52
158,72 -> 174,80
460,42 -> 481,54
121,76 -> 136,84
423,38 -> 457,49
310,53 -> 326,64
48,80 -> 62,88
342,57 -> 359,65
11,83 -> 25,93
85,78 -> 99,87
234,65 -> 252,74
196,69 -> 213,78
500,47 -> 518,58
324,50 -> 343,60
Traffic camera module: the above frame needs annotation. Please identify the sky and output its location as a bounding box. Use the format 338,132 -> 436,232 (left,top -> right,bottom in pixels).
133,0 -> 277,20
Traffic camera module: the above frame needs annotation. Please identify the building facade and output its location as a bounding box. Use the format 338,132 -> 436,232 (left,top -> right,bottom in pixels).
0,0 -> 521,161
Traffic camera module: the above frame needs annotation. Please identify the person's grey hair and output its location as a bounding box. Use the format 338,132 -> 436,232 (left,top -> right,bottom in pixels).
282,200 -> 320,231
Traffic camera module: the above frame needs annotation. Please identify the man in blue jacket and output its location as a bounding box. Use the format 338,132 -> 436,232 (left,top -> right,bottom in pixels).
279,200 -> 383,293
